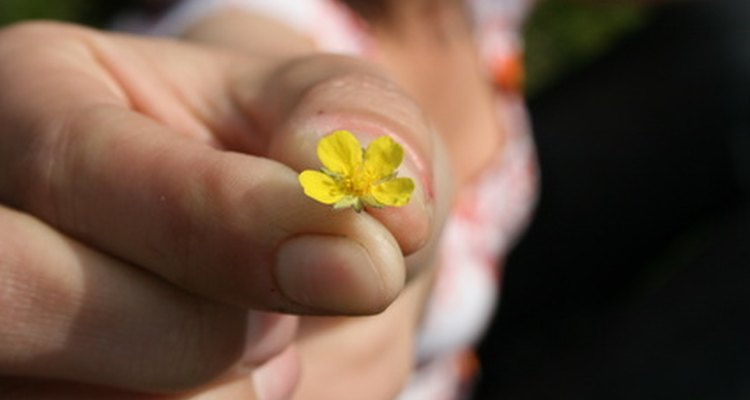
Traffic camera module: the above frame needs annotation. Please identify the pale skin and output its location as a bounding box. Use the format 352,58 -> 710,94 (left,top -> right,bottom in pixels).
0,0 -> 502,398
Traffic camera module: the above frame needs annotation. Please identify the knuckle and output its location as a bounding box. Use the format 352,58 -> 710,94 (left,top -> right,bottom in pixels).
0,233 -> 27,345
0,211 -> 38,322
0,210 -> 75,363
0,22 -> 100,219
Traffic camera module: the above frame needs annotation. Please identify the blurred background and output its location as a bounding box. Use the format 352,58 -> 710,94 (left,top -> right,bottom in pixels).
0,0 -> 649,96
476,1 -> 750,399
2,1 -> 748,399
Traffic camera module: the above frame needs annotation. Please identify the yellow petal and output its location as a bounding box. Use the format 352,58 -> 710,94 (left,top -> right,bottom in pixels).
299,170 -> 346,204
370,177 -> 414,207
364,135 -> 404,180
317,130 -> 362,176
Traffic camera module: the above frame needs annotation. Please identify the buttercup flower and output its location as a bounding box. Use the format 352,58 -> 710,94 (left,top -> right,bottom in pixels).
299,130 -> 415,212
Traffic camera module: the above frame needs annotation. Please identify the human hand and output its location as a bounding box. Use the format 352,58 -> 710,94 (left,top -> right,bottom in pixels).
180,8 -> 467,399
0,18 -> 445,398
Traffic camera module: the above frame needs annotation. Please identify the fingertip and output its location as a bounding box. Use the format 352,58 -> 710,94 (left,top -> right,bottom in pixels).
272,120 -> 434,256
273,233 -> 404,315
367,181 -> 431,255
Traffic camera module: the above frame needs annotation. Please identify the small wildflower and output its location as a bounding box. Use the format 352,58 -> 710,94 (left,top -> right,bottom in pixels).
299,130 -> 415,212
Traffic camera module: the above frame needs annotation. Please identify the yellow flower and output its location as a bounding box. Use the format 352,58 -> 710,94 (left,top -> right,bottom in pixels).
299,130 -> 415,212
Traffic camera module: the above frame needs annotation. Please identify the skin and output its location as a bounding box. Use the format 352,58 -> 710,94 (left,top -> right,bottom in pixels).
0,0 -> 501,398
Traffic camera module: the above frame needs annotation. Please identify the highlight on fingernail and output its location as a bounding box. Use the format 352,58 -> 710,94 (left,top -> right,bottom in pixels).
298,130 -> 415,213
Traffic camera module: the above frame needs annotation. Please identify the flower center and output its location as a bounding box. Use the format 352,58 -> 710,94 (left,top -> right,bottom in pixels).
346,167 -> 374,197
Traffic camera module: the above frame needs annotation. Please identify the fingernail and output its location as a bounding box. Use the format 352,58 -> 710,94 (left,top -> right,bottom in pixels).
252,346 -> 300,400
274,235 -> 385,313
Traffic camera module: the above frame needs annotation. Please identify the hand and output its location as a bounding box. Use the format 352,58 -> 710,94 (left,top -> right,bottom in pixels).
182,8 -> 483,399
0,18 -> 445,398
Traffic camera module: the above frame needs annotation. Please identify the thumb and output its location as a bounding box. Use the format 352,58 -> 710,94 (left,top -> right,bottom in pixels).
238,54 -> 437,261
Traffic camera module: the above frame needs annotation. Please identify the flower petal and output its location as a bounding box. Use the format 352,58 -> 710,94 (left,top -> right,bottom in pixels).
317,130 -> 362,176
299,170 -> 346,204
364,135 -> 404,180
370,177 -> 414,207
